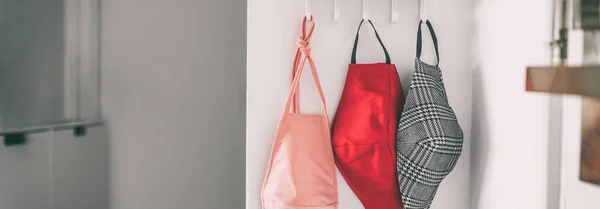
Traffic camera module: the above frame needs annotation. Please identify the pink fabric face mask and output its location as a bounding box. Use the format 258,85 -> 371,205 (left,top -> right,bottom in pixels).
261,16 -> 338,209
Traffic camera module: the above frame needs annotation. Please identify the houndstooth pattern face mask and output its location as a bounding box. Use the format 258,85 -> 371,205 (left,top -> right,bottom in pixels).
396,20 -> 464,209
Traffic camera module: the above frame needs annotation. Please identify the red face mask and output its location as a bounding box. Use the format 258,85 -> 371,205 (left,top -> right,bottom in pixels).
331,20 -> 405,209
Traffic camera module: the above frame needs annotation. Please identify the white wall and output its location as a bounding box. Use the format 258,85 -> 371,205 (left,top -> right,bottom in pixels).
471,0 -> 553,208
247,0 -> 473,208
101,1 -> 247,209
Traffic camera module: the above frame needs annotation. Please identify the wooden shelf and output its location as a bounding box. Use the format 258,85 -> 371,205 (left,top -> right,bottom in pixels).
526,65 -> 600,98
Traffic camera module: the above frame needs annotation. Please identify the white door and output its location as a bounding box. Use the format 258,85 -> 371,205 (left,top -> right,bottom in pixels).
559,30 -> 600,209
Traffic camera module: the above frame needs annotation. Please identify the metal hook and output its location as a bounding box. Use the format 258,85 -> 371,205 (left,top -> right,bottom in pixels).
306,0 -> 312,21
363,0 -> 369,21
420,0 -> 427,21
334,0 -> 340,22
391,0 -> 399,23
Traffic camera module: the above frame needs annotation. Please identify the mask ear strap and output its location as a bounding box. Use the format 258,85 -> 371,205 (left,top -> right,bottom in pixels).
416,20 -> 440,66
351,20 -> 391,64
283,16 -> 327,116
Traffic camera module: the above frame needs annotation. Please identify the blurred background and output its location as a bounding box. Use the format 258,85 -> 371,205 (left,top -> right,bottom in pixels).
2,0 -> 600,209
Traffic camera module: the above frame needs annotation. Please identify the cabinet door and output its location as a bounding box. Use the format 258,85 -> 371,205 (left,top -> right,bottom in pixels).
0,132 -> 51,209
0,0 -> 100,132
52,126 -> 109,209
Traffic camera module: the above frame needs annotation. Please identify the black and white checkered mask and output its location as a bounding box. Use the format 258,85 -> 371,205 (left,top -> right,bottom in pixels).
396,20 -> 464,209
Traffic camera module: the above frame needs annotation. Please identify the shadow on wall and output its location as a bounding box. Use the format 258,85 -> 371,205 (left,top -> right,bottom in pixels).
470,0 -> 491,207
470,67 -> 491,209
